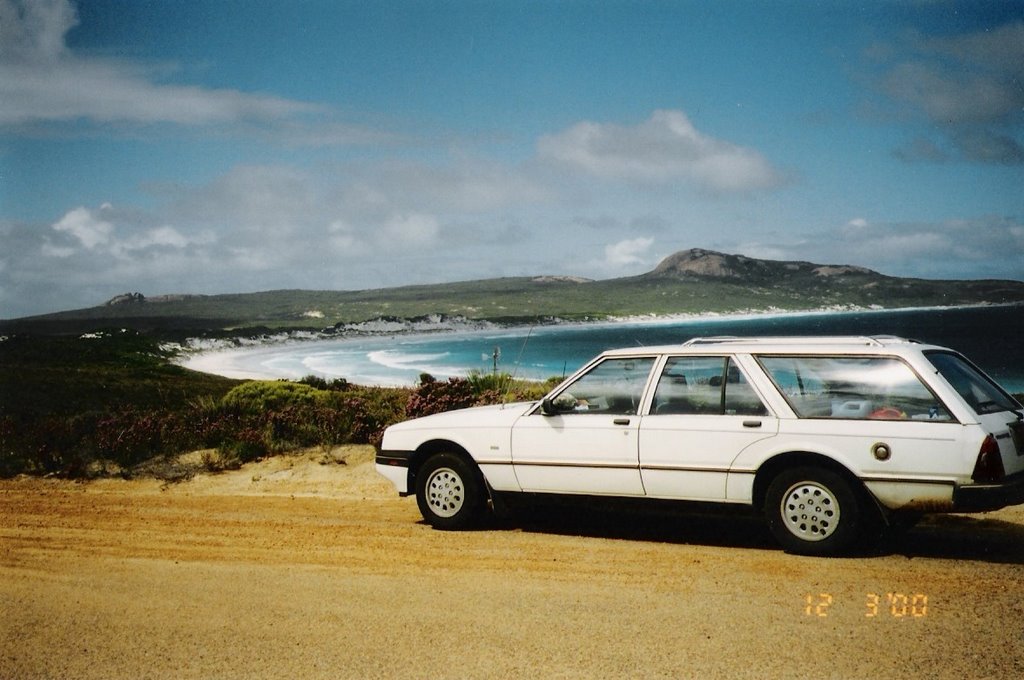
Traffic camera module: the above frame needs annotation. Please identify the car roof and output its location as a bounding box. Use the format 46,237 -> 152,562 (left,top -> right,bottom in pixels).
599,335 -> 946,357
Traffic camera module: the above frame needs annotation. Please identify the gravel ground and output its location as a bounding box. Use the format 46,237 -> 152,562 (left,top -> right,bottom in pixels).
2,446 -> 1023,679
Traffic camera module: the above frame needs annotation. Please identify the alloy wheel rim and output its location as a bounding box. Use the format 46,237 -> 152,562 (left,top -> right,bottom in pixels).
425,467 -> 465,518
780,481 -> 840,542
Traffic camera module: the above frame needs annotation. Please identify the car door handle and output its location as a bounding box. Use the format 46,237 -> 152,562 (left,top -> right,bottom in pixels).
743,420 -> 762,428
613,418 -> 631,425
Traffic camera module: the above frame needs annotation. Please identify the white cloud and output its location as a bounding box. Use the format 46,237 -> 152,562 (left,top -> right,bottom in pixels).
0,0 -> 314,126
159,160 -> 528,262
0,0 -> 368,140
43,204 -> 206,264
172,165 -> 318,234
327,211 -> 442,255
0,58 -> 318,126
9,158 -> 513,308
327,219 -> 366,255
39,242 -> 75,258
381,213 -> 439,245
537,109 -> 784,193
0,202 -> 222,315
603,237 -> 654,268
50,206 -> 112,249
114,225 -> 194,255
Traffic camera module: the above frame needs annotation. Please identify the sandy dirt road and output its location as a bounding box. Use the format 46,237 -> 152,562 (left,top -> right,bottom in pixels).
2,447 -> 1023,679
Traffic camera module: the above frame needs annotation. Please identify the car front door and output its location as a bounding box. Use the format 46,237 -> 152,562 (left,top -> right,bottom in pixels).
639,356 -> 778,501
511,356 -> 656,495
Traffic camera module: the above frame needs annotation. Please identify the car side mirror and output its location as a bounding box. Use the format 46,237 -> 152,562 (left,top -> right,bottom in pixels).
540,397 -> 557,416
541,393 -> 577,415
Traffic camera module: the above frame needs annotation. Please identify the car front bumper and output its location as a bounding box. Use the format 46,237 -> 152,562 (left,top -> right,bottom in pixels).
376,449 -> 414,495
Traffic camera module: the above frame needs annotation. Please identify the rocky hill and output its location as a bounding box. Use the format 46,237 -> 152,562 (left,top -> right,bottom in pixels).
647,248 -> 875,281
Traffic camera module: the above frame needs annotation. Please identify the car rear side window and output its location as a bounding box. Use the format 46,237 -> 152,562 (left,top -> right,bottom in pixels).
757,355 -> 953,421
651,356 -> 767,416
924,351 -> 1020,416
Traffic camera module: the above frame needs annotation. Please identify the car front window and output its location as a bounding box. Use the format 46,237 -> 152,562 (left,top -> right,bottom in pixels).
548,357 -> 655,415
758,355 -> 953,421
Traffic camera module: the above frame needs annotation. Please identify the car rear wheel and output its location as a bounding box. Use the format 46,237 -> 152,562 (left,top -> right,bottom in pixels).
415,452 -> 486,530
765,466 -> 866,556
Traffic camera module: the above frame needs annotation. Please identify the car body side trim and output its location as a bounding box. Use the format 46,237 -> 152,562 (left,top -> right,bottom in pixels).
859,475 -> 955,486
641,464 -> 732,474
511,460 -> 640,470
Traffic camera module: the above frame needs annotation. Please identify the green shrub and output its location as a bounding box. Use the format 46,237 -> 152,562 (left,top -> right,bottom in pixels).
221,380 -> 324,413
466,370 -> 513,394
298,375 -> 350,391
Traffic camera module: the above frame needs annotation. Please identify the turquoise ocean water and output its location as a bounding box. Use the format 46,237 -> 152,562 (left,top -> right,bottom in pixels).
190,305 -> 1024,392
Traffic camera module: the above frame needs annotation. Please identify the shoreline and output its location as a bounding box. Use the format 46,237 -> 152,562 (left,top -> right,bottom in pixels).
175,302 -> 1024,387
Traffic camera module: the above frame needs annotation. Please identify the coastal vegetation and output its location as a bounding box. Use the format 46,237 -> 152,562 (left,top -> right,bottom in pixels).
0,331 -> 553,478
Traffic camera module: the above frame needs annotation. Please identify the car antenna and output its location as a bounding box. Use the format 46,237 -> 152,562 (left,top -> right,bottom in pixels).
502,323 -> 535,405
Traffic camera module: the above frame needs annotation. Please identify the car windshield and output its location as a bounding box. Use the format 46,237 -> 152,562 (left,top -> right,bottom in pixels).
924,351 -> 1021,415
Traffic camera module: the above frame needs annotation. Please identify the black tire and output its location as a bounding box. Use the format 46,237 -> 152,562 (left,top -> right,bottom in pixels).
764,466 -> 867,556
415,452 -> 486,530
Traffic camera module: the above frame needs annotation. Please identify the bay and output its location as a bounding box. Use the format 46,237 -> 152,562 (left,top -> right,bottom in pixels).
185,304 -> 1024,392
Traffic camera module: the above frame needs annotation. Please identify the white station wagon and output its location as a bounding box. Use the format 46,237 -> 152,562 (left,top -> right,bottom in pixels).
377,336 -> 1024,555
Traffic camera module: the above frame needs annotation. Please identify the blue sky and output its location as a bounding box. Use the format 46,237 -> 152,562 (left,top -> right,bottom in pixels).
2,0 -> 1022,318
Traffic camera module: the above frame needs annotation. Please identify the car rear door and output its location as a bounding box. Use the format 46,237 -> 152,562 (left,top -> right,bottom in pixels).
639,355 -> 778,501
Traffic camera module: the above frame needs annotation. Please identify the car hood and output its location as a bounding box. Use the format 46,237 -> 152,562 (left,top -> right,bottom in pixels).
387,401 -> 537,432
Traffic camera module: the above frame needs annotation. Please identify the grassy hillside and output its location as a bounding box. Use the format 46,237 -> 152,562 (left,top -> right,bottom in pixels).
0,331 -> 239,418
0,331 -> 241,476
4,249 -> 1024,336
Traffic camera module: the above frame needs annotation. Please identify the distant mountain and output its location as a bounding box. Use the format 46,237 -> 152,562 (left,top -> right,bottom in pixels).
4,249 -> 1023,337
646,248 -> 875,281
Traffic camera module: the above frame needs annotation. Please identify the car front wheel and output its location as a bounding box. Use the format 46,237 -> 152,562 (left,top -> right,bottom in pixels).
415,452 -> 486,530
765,466 -> 867,556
